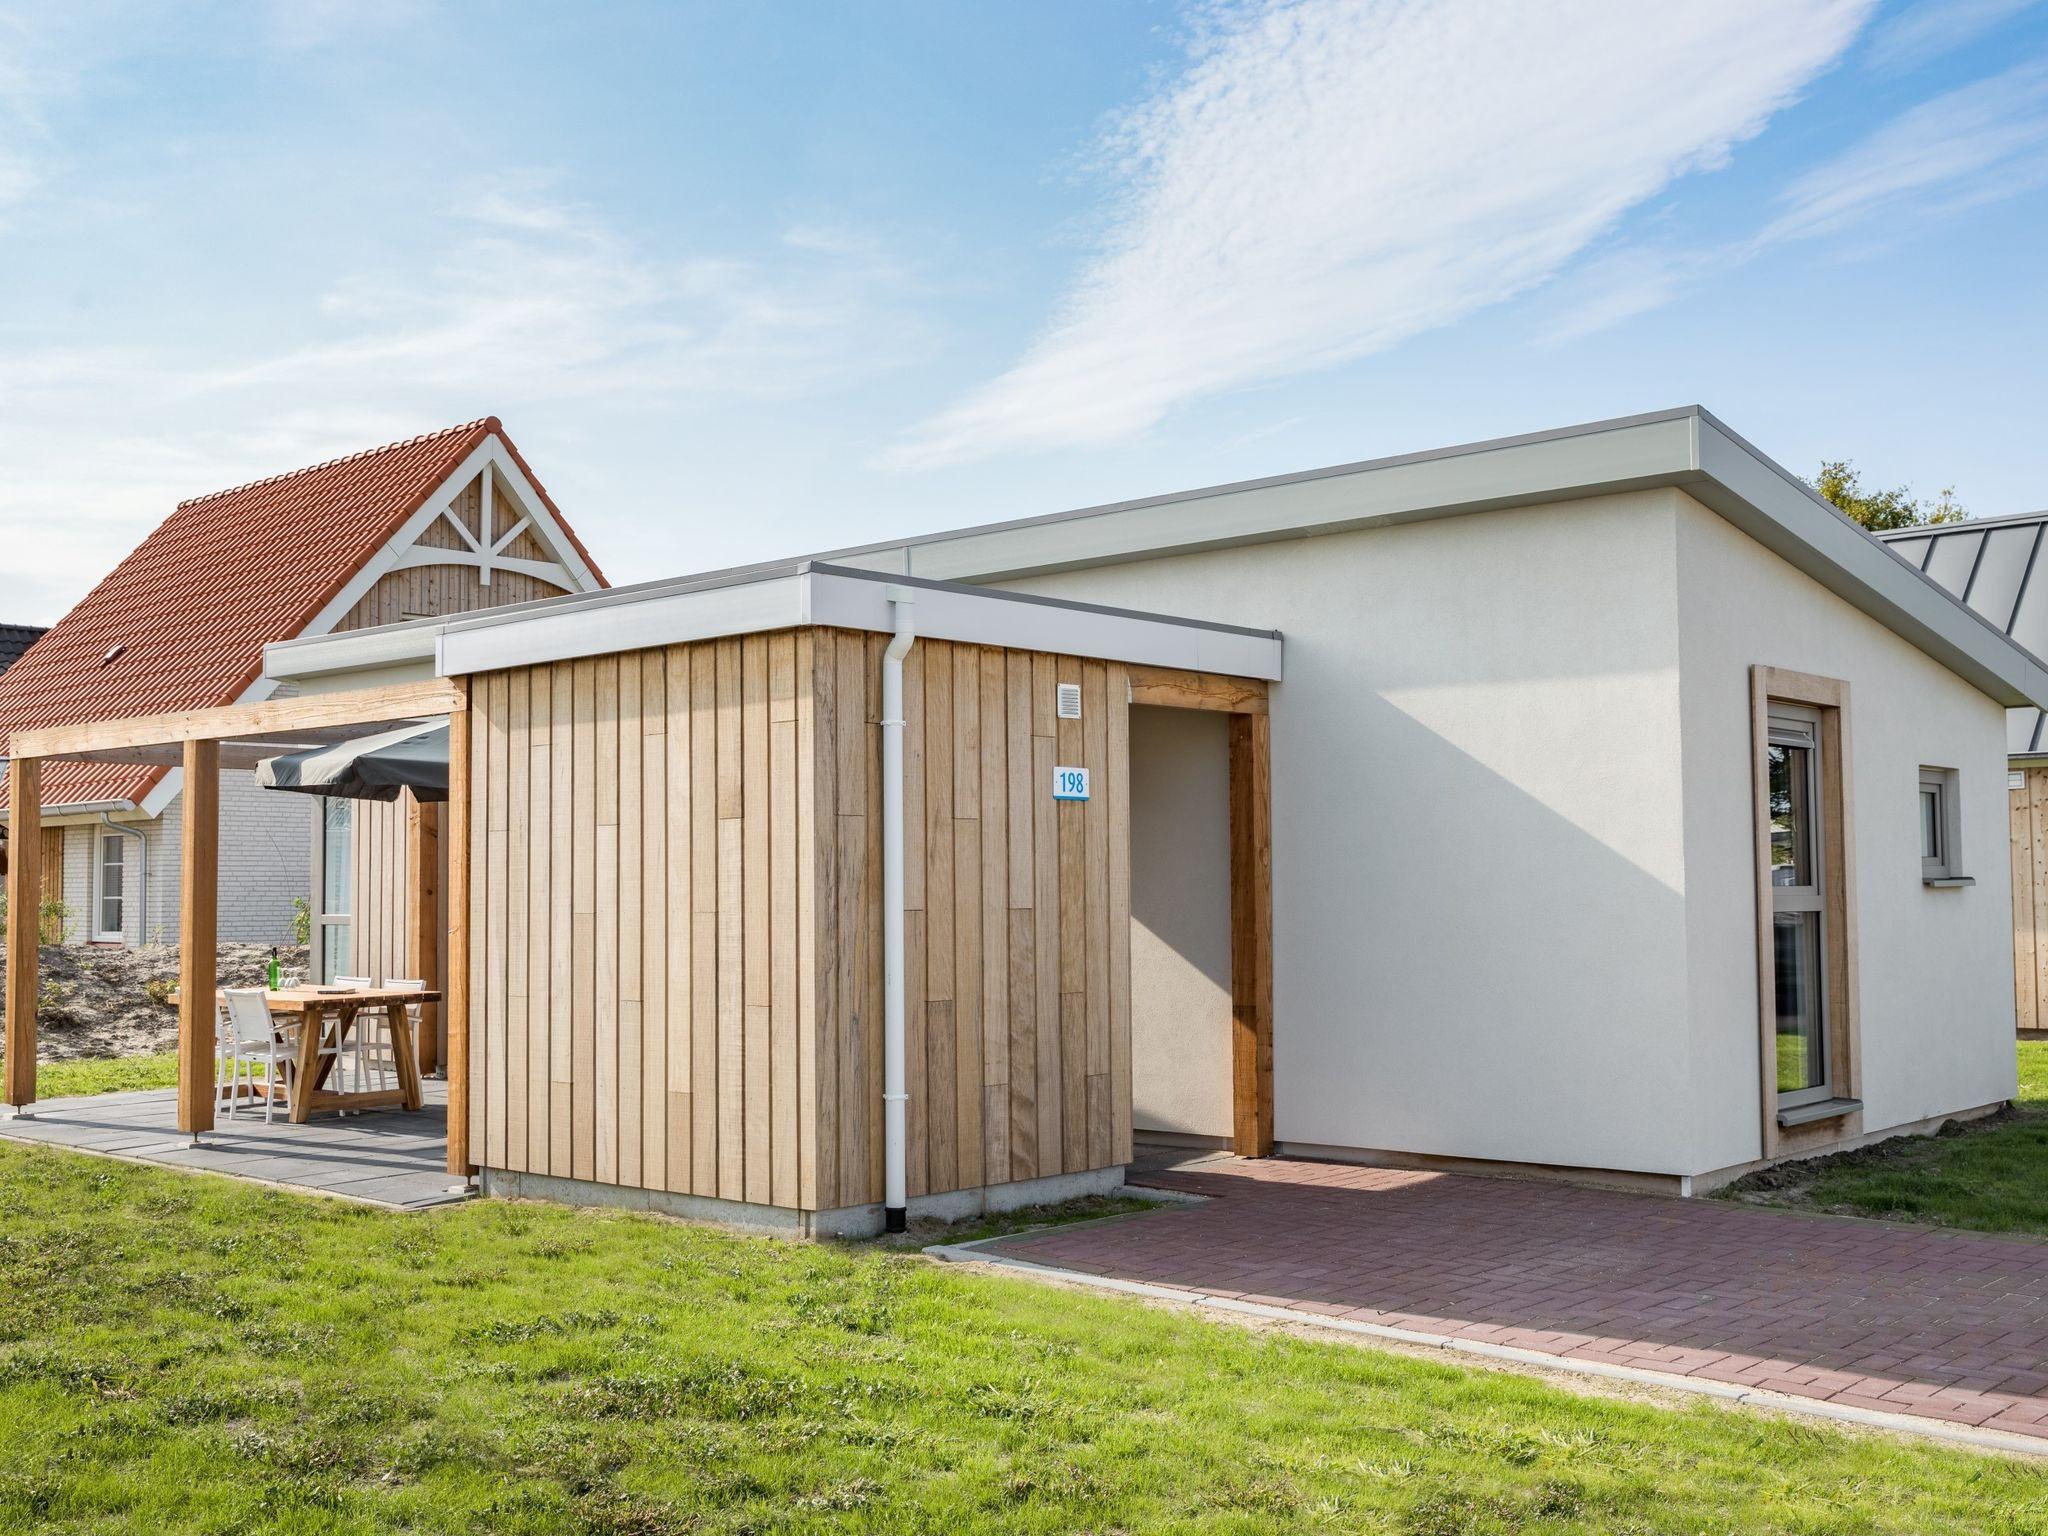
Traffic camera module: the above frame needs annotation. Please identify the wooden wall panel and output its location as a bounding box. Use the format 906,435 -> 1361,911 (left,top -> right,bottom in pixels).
813,637 -> 1130,1210
346,797 -> 411,985
465,627 -> 1132,1212
2015,768 -> 2048,1034
466,632 -> 821,1207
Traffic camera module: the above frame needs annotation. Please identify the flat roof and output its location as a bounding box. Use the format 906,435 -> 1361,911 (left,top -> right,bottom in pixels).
815,405 -> 2048,710
269,405 -> 2048,712
265,561 -> 1284,690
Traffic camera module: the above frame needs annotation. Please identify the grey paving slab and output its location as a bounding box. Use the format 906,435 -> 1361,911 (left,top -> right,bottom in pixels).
0,1081 -> 464,1212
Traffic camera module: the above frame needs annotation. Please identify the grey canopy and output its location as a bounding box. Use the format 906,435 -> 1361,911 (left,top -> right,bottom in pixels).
256,719 -> 449,802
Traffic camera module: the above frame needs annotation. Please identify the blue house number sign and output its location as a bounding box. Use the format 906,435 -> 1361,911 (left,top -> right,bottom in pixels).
1052,765 -> 1091,801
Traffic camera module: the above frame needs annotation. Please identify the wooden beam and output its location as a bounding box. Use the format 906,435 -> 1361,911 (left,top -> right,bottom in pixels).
4,758 -> 41,1107
8,677 -> 467,761
1126,666 -> 1266,714
1228,711 -> 1274,1157
445,681 -> 475,1177
176,739 -> 218,1136
406,793 -> 442,1076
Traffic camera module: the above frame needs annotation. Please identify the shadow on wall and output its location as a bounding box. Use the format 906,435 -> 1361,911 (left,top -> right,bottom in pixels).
1271,658 -> 1699,1173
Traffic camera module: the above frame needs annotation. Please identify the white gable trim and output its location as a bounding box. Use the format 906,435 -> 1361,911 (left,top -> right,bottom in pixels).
297,433 -> 602,641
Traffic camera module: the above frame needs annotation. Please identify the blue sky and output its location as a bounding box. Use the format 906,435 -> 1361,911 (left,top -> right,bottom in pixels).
2,0 -> 2046,622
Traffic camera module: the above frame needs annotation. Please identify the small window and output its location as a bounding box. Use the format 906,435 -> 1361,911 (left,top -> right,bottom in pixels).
1920,767 -> 1963,883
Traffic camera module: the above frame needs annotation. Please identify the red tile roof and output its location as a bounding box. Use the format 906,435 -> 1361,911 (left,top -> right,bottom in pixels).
0,417 -> 599,813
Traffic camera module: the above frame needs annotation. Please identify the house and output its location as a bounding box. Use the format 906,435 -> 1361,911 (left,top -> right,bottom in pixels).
1875,513 -> 2048,1031
0,629 -> 46,881
0,420 -> 605,963
8,405 -> 2040,1233
0,628 -> 45,678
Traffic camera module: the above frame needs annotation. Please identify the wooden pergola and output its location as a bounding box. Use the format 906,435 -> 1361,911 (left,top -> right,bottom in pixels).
3,678 -> 476,1176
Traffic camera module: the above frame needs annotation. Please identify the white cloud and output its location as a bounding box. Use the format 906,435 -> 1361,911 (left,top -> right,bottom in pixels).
1761,55 -> 2048,241
200,175 -> 925,406
1545,55 -> 2048,340
0,177 -> 927,621
885,0 -> 1873,470
260,0 -> 435,53
1864,0 -> 2041,72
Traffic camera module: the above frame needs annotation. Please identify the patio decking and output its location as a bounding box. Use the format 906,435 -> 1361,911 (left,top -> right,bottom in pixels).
0,1079 -> 465,1210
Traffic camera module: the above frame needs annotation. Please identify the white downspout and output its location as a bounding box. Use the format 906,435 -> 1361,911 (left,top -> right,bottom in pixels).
882,586 -> 915,1233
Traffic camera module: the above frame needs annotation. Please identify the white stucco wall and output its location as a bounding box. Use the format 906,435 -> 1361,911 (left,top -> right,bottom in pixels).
1674,498 -> 2017,1174
1128,705 -> 1234,1140
1003,489 -> 1699,1174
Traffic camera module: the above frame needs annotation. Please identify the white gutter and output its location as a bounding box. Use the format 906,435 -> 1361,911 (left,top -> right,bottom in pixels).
881,585 -> 915,1233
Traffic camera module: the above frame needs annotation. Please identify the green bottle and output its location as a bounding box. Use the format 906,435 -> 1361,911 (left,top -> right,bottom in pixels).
268,948 -> 281,990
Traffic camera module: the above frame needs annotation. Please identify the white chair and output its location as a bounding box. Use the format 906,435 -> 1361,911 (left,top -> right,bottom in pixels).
334,976 -> 393,1095
212,997 -> 232,1090
220,989 -> 292,1123
384,979 -> 426,1085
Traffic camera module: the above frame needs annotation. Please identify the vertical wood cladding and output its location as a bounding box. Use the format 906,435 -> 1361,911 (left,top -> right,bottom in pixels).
464,627 -> 1132,1211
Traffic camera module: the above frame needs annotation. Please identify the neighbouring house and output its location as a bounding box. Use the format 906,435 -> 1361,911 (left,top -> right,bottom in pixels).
9,406 -> 2039,1233
0,627 -> 44,678
0,420 -> 604,970
0,627 -> 46,880
1876,513 -> 2048,1032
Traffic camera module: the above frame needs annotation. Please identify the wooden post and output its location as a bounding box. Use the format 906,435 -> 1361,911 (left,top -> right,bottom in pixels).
1228,711 -> 1274,1157
445,684 -> 474,1177
177,738 -> 219,1135
406,793 -> 441,1075
4,757 -> 41,1108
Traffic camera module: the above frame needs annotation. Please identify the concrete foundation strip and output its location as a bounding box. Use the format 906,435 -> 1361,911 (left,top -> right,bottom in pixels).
925,1236 -> 2048,1460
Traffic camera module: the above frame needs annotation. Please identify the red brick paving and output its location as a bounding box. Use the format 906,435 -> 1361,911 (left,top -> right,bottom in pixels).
986,1156 -> 2048,1440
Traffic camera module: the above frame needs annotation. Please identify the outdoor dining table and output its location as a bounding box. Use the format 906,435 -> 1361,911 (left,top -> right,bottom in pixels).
169,985 -> 441,1122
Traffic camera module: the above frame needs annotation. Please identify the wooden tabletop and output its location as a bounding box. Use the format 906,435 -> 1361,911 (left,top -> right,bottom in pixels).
169,985 -> 443,1012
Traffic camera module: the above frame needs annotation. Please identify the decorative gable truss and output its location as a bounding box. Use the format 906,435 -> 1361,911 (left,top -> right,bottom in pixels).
133,431 -> 601,819
315,432 -> 602,634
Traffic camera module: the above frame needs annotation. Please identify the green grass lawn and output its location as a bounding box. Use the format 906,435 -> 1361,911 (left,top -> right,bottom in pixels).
1,1145 -> 2044,1534
1724,1041 -> 2048,1235
31,1052 -> 179,1101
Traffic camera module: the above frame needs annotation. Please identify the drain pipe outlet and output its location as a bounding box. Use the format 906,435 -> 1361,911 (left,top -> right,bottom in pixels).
882,585 -> 916,1234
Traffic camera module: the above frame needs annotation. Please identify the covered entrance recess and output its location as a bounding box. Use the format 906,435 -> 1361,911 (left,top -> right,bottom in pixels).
1125,670 -> 1273,1158
2,679 -> 474,1204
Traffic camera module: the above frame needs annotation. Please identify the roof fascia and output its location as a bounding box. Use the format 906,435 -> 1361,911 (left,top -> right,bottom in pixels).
825,405 -> 2048,710
1688,412 -> 2048,708
829,409 -> 1697,584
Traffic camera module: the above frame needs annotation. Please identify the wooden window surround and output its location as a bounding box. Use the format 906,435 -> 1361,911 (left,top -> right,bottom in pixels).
1749,666 -> 1861,1157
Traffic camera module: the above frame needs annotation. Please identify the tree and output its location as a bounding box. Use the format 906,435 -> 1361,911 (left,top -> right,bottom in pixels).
1812,460 -> 1966,531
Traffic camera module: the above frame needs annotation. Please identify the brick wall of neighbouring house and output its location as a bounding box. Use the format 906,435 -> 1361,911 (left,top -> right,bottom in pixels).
46,772 -> 312,948
217,771 -> 313,944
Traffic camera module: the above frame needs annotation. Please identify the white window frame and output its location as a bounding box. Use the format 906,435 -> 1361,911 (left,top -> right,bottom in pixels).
1920,766 -> 1964,884
308,797 -> 353,983
1769,706 -> 1831,1111
93,827 -> 128,943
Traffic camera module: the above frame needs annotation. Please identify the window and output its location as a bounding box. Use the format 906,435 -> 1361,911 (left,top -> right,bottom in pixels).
1768,707 -> 1829,1109
1920,766 -> 1963,884
1751,667 -> 1861,1145
94,828 -> 128,942
314,798 -> 353,979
